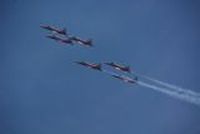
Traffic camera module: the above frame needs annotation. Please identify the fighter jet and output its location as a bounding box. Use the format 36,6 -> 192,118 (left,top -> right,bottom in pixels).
40,24 -> 67,35
104,62 -> 131,73
46,34 -> 74,45
71,37 -> 93,47
75,61 -> 102,71
111,74 -> 138,84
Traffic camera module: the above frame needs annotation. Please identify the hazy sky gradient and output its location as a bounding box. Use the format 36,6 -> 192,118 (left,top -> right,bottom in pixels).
1,0 -> 200,134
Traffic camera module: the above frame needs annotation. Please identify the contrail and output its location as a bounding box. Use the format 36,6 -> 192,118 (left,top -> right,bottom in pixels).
102,69 -> 200,106
137,81 -> 200,106
133,72 -> 200,98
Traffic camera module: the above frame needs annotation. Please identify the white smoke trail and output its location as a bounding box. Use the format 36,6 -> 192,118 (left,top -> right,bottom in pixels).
133,72 -> 200,98
137,81 -> 200,106
102,69 -> 200,106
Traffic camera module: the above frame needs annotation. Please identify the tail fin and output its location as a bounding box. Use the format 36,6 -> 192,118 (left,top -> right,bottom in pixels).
87,39 -> 93,46
126,66 -> 131,73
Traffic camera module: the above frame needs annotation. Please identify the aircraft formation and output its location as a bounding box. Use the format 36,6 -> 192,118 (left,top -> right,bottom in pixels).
41,24 -> 200,106
40,24 -> 138,84
74,61 -> 138,84
40,24 -> 93,47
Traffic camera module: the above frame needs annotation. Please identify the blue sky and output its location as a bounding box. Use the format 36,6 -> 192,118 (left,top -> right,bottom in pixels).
1,0 -> 200,134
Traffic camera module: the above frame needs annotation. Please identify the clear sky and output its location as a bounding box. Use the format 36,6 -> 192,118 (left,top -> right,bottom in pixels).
1,0 -> 200,134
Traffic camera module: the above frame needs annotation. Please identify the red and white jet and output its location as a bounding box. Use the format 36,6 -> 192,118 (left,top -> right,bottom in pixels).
40,24 -> 67,35
111,74 -> 137,84
104,62 -> 131,73
75,61 -> 102,71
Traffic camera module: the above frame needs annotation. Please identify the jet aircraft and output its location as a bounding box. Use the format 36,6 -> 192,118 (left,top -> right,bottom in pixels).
75,61 -> 102,71
72,37 -> 93,47
104,62 -> 131,73
111,74 -> 137,84
40,24 -> 67,35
